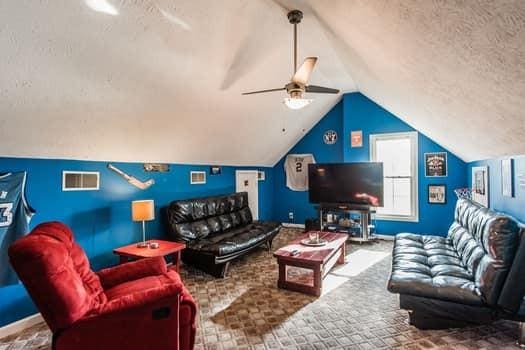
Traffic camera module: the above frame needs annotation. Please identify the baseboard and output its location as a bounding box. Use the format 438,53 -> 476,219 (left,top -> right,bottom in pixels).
282,223 -> 305,228
374,234 -> 395,241
0,313 -> 43,339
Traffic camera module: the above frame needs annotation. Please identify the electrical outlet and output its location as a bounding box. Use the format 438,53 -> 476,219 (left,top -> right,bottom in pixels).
288,212 -> 294,221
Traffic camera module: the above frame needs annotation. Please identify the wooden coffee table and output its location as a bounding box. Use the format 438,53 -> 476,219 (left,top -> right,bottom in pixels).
273,231 -> 347,296
113,240 -> 186,273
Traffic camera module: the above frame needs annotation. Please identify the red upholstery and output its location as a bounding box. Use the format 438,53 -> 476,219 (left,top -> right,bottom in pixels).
8,222 -> 197,350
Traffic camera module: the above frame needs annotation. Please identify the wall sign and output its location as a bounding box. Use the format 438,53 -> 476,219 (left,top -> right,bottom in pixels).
425,152 -> 447,177
501,159 -> 514,197
350,130 -> 363,148
210,166 -> 221,175
323,130 -> 338,145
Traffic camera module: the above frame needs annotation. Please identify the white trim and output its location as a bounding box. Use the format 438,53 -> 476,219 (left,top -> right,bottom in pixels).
374,234 -> 395,241
0,313 -> 43,339
370,131 -> 419,222
282,223 -> 305,228
190,171 -> 206,185
235,170 -> 259,220
62,171 -> 100,191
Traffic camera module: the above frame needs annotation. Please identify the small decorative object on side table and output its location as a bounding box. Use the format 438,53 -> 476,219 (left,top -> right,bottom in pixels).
113,240 -> 186,273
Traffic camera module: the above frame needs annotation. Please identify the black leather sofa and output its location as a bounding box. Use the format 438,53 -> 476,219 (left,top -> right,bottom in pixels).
164,192 -> 281,277
388,198 -> 525,334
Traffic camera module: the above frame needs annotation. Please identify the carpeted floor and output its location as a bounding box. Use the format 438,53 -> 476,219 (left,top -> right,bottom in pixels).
0,228 -> 519,349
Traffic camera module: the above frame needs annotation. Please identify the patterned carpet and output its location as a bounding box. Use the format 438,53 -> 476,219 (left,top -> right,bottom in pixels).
0,228 -> 520,349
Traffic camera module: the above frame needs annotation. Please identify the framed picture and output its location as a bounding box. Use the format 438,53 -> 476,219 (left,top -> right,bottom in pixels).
428,184 -> 446,204
425,152 -> 447,177
210,166 -> 221,175
257,170 -> 265,181
472,166 -> 489,207
501,159 -> 514,197
190,171 -> 206,184
350,130 -> 363,148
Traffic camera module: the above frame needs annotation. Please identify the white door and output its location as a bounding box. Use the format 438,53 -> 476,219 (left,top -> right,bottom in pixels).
235,170 -> 259,220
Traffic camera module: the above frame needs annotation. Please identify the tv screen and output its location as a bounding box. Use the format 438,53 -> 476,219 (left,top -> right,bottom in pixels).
308,162 -> 384,206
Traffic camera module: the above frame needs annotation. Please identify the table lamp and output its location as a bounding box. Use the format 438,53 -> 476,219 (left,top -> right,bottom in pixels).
132,199 -> 155,248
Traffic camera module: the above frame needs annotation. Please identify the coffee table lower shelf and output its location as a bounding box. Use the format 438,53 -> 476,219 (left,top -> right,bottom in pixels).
274,232 -> 347,296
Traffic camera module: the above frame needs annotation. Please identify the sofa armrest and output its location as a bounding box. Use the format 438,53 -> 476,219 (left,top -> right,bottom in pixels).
97,256 -> 167,289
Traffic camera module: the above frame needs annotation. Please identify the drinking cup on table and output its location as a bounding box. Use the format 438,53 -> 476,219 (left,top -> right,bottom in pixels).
309,231 -> 319,243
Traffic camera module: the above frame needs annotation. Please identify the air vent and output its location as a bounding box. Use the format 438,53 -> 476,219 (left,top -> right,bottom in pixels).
190,171 -> 206,185
62,171 -> 100,191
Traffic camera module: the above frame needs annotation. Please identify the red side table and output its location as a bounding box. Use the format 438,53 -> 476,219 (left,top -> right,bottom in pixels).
113,240 -> 186,273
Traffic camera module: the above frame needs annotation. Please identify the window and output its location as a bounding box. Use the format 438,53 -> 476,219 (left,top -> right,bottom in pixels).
62,171 -> 100,191
370,132 -> 418,221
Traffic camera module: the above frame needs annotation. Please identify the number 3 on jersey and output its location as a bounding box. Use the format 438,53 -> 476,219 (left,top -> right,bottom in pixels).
0,203 -> 13,227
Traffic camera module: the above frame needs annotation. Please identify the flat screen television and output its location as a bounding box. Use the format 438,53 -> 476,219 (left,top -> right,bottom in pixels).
308,162 -> 384,206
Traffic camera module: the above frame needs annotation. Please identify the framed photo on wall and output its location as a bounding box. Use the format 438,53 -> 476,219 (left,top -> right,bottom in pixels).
425,152 -> 447,177
501,159 -> 514,197
428,184 -> 446,204
472,166 -> 489,207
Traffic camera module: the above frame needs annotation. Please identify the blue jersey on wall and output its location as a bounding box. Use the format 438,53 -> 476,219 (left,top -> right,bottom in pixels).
0,172 -> 34,286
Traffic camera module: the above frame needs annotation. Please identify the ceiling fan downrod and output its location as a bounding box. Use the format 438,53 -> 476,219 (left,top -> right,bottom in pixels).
287,10 -> 303,75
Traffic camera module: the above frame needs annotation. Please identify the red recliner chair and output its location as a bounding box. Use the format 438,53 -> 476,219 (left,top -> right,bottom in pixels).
8,221 -> 197,350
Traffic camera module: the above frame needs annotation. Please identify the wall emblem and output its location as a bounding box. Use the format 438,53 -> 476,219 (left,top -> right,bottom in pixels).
323,130 -> 338,145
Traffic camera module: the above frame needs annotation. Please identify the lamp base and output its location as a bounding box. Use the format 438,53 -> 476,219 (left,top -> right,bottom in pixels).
136,241 -> 149,248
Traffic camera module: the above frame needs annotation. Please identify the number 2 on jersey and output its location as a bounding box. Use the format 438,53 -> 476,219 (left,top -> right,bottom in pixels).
295,162 -> 302,172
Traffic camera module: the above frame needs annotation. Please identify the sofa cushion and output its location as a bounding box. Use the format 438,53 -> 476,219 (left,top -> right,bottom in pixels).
218,214 -> 233,231
189,221 -> 281,256
238,207 -> 253,225
388,233 -> 483,305
190,220 -> 210,239
206,217 -> 222,234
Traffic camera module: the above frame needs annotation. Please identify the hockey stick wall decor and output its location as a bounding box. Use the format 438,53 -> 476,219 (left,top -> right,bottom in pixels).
107,164 -> 155,190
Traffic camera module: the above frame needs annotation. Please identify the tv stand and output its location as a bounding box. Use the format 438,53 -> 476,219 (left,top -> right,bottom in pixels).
317,203 -> 376,243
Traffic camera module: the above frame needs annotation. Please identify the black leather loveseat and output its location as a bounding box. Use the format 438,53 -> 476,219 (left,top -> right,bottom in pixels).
388,198 -> 525,331
164,192 -> 281,277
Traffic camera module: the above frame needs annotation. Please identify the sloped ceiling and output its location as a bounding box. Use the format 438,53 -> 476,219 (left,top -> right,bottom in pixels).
0,0 -> 523,166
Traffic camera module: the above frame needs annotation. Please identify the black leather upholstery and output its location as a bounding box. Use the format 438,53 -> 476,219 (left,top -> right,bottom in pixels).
164,192 -> 281,277
388,198 -> 524,328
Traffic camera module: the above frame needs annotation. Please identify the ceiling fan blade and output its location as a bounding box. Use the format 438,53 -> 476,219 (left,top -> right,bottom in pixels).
305,85 -> 340,94
242,87 -> 285,95
292,57 -> 318,85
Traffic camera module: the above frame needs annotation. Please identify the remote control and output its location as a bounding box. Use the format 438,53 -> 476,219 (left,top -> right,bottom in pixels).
291,249 -> 299,256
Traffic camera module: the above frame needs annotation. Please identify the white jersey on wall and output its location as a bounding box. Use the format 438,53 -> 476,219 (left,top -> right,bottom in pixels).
284,154 -> 316,191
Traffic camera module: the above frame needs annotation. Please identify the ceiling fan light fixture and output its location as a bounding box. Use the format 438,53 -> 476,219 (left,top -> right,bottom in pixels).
284,97 -> 312,110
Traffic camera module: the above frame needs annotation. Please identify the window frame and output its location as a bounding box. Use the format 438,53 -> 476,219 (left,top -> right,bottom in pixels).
370,131 -> 419,222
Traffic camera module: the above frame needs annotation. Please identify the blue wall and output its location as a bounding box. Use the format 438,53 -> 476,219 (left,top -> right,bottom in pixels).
273,100 -> 344,224
468,155 -> 525,223
272,93 -> 468,235
0,157 -> 273,327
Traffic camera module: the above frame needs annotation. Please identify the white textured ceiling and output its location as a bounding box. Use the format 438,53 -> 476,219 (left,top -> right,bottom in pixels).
0,0 -> 524,166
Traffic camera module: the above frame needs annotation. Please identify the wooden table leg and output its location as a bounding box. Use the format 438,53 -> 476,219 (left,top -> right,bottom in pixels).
337,243 -> 346,264
313,265 -> 322,296
277,261 -> 286,289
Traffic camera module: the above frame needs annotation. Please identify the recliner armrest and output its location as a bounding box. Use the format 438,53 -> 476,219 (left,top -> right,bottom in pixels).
97,256 -> 167,289
96,273 -> 182,315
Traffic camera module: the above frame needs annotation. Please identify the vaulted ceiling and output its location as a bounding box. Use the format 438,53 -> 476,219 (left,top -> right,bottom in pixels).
1,0 -> 524,166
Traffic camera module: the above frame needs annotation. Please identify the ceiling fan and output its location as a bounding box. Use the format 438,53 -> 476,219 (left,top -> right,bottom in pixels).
242,9 -> 339,110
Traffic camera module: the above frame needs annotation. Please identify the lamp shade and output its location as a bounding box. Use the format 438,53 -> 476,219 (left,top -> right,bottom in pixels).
131,200 -> 155,221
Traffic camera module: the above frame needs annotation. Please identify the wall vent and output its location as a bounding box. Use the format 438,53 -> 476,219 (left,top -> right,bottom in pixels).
190,171 -> 206,185
62,171 -> 100,191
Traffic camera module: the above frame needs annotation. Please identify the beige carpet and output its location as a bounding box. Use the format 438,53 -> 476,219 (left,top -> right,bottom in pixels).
0,228 -> 519,349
